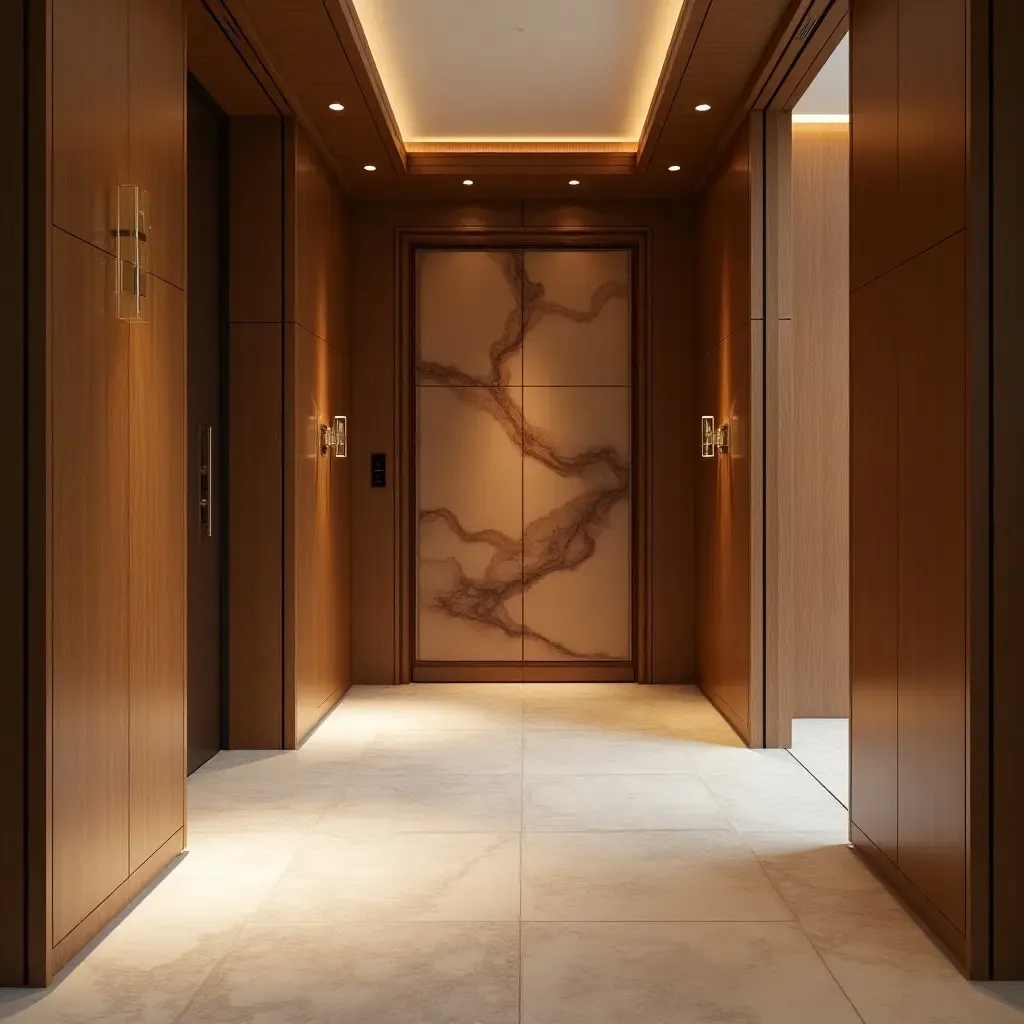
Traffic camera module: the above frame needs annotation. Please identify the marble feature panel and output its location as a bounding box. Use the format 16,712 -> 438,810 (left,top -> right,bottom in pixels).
417,384 -> 523,661
416,248 -> 632,666
416,250 -> 523,385
522,249 -> 631,386
522,385 -> 631,660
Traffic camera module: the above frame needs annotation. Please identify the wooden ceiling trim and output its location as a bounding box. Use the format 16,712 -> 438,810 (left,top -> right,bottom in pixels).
771,4 -> 849,111
636,0 -> 715,172
406,141 -> 636,155
322,0 -> 406,172
406,152 -> 637,176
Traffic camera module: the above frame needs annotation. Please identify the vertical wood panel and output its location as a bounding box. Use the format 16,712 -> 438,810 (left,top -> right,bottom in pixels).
129,0 -> 186,288
129,276 -> 186,871
51,229 -> 130,943
896,231 -> 967,934
850,271 -> 900,864
897,0 -> 967,261
52,0 -> 128,256
0,0 -> 26,984
850,0 -> 899,288
228,324 -> 284,747
778,125 -> 850,723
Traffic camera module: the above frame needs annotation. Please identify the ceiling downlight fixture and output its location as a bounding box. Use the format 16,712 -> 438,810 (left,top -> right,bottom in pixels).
568,179 -> 580,186
363,164 -> 377,171
328,102 -> 345,111
463,179 -> 474,185
668,165 -> 681,172
695,103 -> 711,112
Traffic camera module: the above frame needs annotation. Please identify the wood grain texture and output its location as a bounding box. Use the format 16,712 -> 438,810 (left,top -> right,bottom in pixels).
229,118 -> 284,324
128,276 -> 186,872
849,268 -> 900,865
776,125 -> 850,725
228,323 -> 284,747
50,228 -> 131,944
130,0 -> 186,289
849,0 -> 900,288
896,231 -> 968,936
896,0 -> 967,263
0,0 -> 26,985
52,0 -> 129,256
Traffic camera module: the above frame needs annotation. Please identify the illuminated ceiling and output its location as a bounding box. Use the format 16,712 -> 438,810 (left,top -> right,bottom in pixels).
348,0 -> 686,145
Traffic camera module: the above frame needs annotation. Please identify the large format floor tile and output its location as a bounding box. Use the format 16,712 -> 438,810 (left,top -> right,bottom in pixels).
521,921 -> 862,1024
180,922 -> 520,1024
355,730 -> 524,775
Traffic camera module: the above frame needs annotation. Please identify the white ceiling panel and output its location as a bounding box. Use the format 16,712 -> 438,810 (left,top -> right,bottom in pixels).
349,0 -> 686,142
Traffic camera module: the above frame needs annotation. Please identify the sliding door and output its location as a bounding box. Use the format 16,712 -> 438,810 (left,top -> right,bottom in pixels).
415,248 -> 633,679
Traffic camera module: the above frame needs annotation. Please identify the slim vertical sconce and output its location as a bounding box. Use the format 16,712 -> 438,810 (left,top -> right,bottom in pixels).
116,185 -> 150,322
716,423 -> 730,455
701,416 -> 716,458
320,415 -> 348,457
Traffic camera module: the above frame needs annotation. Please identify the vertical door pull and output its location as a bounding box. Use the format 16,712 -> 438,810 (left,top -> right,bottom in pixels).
199,426 -> 213,537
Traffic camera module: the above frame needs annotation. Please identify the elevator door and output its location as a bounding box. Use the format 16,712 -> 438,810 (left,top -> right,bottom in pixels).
415,249 -> 633,678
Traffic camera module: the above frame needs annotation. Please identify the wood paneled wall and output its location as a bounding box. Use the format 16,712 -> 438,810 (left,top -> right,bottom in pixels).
772,123 -> 850,743
849,0 -> 974,970
1,0 -> 188,986
0,0 -> 27,985
227,119 -> 352,748
696,118 -> 763,743
286,128 -> 353,743
349,201 -> 695,686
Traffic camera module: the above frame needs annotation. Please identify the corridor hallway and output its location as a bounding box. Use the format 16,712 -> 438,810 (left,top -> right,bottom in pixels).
3,684 -> 1022,1023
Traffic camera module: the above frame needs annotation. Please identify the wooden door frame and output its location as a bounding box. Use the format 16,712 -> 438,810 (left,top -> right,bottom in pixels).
396,228 -> 651,685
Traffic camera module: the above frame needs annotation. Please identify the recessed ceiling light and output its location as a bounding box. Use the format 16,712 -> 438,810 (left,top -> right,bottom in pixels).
668,165 -> 681,172
463,179 -> 474,185
363,164 -> 376,172
695,103 -> 711,112
569,179 -> 580,186
328,102 -> 345,111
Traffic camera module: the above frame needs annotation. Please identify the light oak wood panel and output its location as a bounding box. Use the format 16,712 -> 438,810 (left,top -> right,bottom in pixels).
896,231 -> 968,936
129,0 -> 187,289
776,124 -> 850,726
896,0 -> 967,264
50,228 -> 131,943
52,0 -> 129,255
0,0 -> 27,985
849,268 -> 900,865
229,118 -> 284,324
228,323 -> 284,747
849,0 -> 899,288
128,275 -> 186,871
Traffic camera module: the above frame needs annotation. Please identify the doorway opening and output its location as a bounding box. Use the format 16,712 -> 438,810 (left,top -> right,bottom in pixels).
765,31 -> 850,808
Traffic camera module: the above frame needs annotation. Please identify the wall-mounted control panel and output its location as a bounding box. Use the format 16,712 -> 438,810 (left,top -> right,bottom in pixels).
371,453 -> 387,488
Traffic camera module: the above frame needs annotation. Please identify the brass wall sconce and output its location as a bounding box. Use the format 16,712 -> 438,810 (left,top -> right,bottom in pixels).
320,415 -> 348,458
701,416 -> 731,457
116,184 -> 150,322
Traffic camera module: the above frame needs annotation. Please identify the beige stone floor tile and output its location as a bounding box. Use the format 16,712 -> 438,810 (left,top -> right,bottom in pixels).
701,769 -> 849,832
179,922 -> 520,1024
354,729 -> 524,775
316,773 -> 522,834
260,832 -> 521,922
523,772 -> 729,831
522,830 -> 791,922
523,730 -> 694,774
521,921 -> 862,1023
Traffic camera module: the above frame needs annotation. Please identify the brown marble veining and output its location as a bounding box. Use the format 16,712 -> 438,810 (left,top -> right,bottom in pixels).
416,249 -> 631,662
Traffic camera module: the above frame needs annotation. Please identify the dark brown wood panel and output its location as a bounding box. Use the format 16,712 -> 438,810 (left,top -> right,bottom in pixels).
0,0 -> 27,986
129,276 -> 186,871
850,269 -> 900,864
896,231 -> 968,936
849,0 -> 900,288
51,228 -> 131,944
897,0 -> 967,263
229,118 -> 284,324
52,0 -> 129,255
130,0 -> 187,289
992,0 -> 1024,978
228,323 -> 284,747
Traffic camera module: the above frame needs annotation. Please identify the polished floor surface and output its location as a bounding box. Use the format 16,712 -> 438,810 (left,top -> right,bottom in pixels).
790,716 -> 849,807
3,683 -> 1023,1023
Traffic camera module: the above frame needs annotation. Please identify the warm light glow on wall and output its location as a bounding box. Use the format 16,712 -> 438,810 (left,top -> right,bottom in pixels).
791,113 -> 849,124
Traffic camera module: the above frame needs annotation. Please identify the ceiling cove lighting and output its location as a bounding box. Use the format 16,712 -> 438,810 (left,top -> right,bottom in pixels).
363,164 -> 377,171
668,165 -> 681,172
792,113 -> 850,123
462,179 -> 473,185
695,103 -> 711,112
328,102 -> 345,111
569,179 -> 580,186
